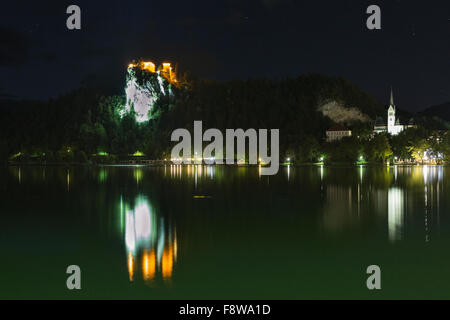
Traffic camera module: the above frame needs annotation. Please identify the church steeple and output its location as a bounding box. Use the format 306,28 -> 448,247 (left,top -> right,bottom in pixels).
387,87 -> 396,131
390,87 -> 395,108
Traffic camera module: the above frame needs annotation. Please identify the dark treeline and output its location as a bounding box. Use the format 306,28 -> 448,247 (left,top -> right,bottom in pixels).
1,73 -> 449,164
0,88 -> 141,162
146,74 -> 384,161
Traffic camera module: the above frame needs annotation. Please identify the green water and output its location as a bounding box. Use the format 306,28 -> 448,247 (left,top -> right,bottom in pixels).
0,164 -> 449,299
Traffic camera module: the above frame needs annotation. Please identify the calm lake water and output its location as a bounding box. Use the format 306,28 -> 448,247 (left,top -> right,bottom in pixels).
1,164 -> 449,299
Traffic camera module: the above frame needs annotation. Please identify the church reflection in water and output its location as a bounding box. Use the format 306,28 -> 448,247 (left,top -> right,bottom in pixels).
387,187 -> 404,242
120,195 -> 177,283
321,165 -> 444,242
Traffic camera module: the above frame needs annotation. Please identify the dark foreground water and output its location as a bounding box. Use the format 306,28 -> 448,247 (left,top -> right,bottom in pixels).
0,164 -> 449,299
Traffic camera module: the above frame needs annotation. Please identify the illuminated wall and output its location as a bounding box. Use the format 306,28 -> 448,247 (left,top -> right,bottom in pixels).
124,61 -> 176,122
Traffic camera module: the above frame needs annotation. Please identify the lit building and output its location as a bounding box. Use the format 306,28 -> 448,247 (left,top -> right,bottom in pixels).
158,62 -> 176,83
141,61 -> 156,73
127,60 -> 176,83
373,88 -> 415,135
326,125 -> 352,142
124,60 -> 177,122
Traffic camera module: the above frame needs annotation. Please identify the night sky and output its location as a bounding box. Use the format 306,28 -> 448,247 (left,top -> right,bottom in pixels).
1,0 -> 449,111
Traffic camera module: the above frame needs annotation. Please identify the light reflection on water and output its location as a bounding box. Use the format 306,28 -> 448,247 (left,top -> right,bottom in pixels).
120,195 -> 177,283
3,164 -> 448,293
388,187 -> 404,242
166,164 -> 216,186
318,165 -> 444,242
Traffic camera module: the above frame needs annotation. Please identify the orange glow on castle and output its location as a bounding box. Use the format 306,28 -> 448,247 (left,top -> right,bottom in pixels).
128,60 -> 176,83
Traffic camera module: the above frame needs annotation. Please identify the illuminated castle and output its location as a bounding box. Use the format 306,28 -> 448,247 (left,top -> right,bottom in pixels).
124,60 -> 177,122
127,61 -> 177,83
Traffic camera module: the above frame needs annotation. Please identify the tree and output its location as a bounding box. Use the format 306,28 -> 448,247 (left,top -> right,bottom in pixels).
390,134 -> 404,160
325,136 -> 361,163
79,122 -> 108,155
297,135 -> 320,162
442,134 -> 450,161
410,139 -> 430,164
366,134 -> 392,163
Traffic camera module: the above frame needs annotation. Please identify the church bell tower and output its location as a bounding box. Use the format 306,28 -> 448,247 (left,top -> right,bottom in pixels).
387,87 -> 396,132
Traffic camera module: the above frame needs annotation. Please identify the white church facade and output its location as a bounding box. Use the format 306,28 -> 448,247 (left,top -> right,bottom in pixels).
373,89 -> 415,135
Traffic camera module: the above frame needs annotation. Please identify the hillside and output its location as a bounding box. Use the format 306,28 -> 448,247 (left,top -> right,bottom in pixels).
0,73 -> 385,161
420,102 -> 450,121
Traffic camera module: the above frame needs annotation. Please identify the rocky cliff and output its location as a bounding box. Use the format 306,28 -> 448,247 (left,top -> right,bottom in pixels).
124,63 -> 175,122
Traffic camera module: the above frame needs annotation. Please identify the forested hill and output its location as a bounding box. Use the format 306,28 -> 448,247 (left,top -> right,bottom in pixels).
420,102 -> 450,122
0,74 -> 385,161
161,73 -> 384,129
151,74 -> 384,156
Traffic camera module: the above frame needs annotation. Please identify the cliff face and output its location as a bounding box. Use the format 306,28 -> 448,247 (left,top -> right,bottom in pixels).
318,100 -> 371,124
124,65 -> 174,122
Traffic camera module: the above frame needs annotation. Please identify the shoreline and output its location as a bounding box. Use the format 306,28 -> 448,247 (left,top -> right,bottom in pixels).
4,161 -> 448,168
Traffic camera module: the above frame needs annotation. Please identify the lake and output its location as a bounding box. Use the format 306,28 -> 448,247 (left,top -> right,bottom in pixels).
0,164 -> 449,299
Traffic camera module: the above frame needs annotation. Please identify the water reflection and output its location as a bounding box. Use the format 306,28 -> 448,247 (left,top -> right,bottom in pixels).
121,195 -> 177,283
134,167 -> 143,184
98,168 -> 108,183
321,165 -> 444,242
3,164 -> 450,299
322,184 -> 356,232
66,169 -> 70,191
388,187 -> 404,242
4,164 -> 448,286
167,164 -> 216,184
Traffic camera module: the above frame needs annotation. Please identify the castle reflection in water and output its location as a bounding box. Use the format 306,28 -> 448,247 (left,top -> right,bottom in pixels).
120,195 -> 177,282
8,164 -> 445,247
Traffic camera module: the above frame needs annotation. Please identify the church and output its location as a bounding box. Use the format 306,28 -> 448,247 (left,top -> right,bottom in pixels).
373,89 -> 415,135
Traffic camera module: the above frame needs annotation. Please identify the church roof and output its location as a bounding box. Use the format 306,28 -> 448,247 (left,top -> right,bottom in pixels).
374,116 -> 386,126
